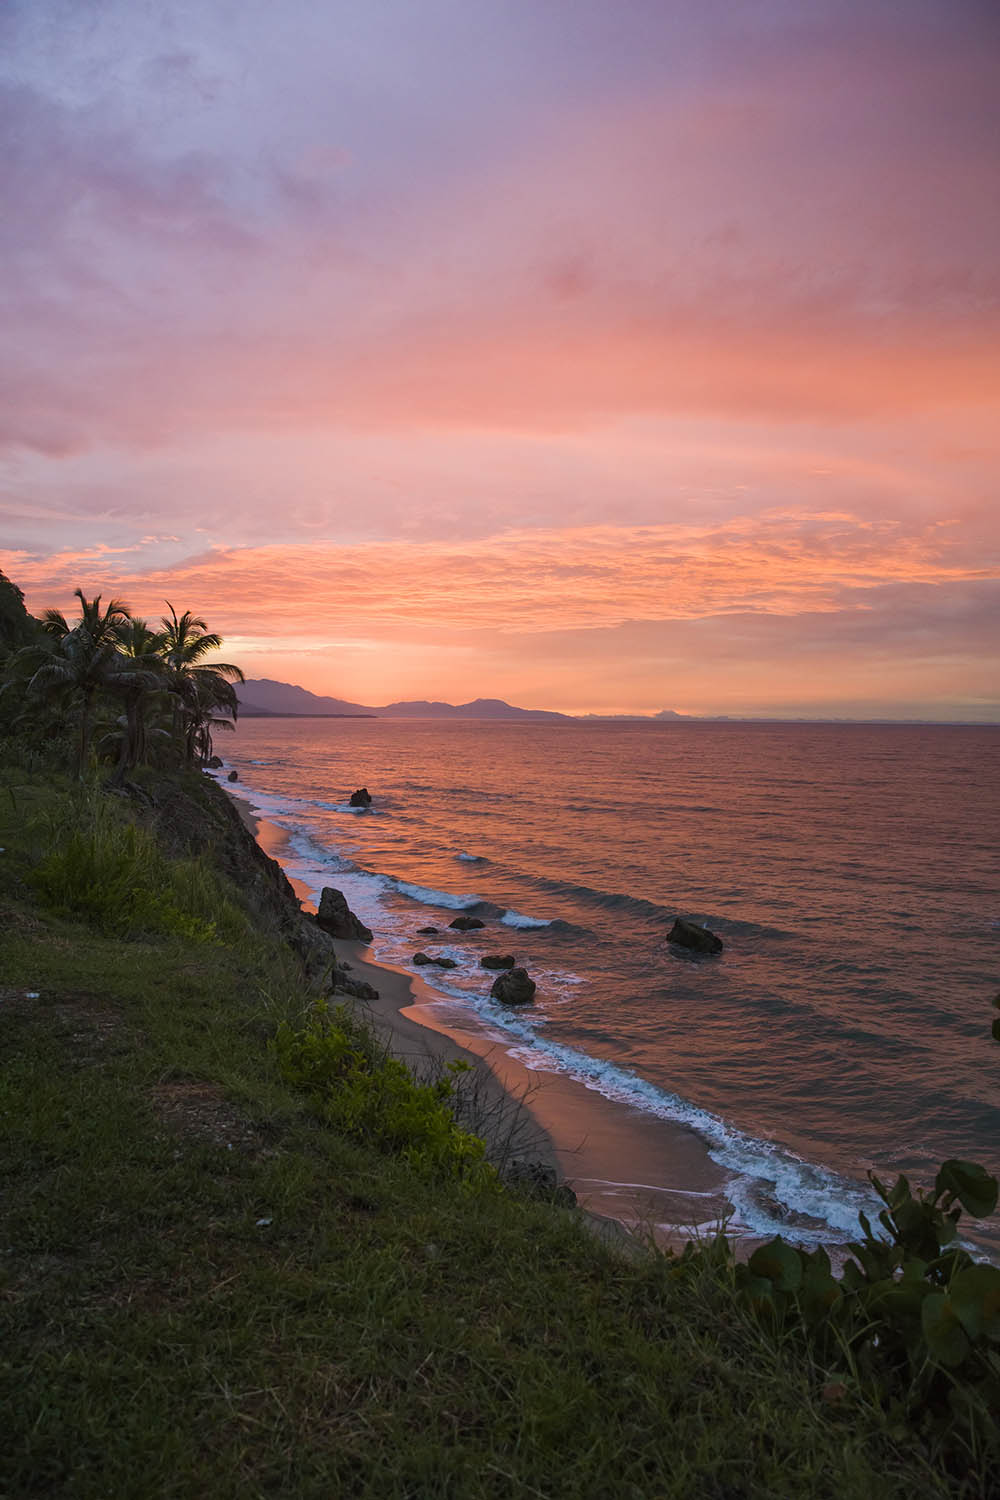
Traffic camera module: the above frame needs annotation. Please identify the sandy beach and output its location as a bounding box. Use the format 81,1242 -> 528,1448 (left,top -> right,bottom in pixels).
233,793 -> 733,1244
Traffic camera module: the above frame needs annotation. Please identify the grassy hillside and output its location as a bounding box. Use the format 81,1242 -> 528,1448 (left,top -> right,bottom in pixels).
0,757 -> 990,1498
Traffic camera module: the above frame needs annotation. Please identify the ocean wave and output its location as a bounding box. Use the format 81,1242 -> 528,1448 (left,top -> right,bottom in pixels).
391,879 -> 483,911
456,852 -> 486,863
501,909 -> 553,929
458,1009 -> 875,1244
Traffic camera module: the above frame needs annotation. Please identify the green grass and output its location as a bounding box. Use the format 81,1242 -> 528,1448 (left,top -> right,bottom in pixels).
0,764 -> 985,1498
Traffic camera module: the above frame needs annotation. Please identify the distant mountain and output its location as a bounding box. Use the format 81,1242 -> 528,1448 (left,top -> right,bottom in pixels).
579,709 -> 688,721
237,680 -> 570,721
378,697 -> 569,721
237,680 -> 372,716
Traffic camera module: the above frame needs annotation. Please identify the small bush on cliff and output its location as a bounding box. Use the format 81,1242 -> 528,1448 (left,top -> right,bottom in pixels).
272,1001 -> 495,1185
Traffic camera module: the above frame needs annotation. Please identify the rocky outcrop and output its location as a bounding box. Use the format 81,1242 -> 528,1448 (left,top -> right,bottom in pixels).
349,787 -> 372,807
417,926 -> 440,935
504,1158 -> 577,1208
449,915 -> 485,931
490,967 -> 536,1005
206,756 -> 223,769
227,769 -> 239,782
480,954 -> 515,970
317,887 -> 374,944
667,917 -> 723,955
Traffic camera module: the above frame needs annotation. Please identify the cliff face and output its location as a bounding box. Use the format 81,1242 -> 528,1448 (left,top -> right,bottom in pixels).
129,769 -> 336,979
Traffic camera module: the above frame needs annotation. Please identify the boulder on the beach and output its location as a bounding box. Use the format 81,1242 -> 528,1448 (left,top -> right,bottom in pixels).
349,787 -> 372,807
227,769 -> 239,782
417,926 -> 440,936
335,975 -> 379,1001
316,886 -> 374,944
449,915 -> 485,931
207,756 -> 223,769
481,954 -> 516,970
490,967 -> 536,1005
667,917 -> 723,955
413,952 -> 433,966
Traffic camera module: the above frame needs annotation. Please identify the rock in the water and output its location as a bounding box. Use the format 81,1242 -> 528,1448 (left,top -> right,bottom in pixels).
227,769 -> 239,782
207,755 -> 223,769
335,976 -> 379,1001
349,787 -> 372,807
316,886 -> 374,944
490,967 -> 536,1005
667,917 -> 723,955
480,954 -> 516,970
449,915 -> 485,931
417,926 -> 440,935
414,951 -> 457,969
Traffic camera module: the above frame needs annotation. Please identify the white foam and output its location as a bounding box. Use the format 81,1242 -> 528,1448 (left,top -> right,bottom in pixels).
501,909 -> 553,929
445,1004 -> 875,1245
392,879 -> 482,911
457,852 -> 485,863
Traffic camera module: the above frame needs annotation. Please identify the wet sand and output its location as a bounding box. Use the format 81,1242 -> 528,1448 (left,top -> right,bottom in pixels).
232,791 -> 733,1245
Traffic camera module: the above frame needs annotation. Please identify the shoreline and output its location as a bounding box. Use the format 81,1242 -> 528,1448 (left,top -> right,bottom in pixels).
230,789 -> 734,1245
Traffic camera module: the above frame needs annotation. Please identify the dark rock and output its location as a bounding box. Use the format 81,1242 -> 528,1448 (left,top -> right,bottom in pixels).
349,787 -> 372,807
414,952 -> 457,969
449,915 -> 486,931
227,769 -> 239,782
490,967 -> 536,1005
207,756 -> 223,769
504,1158 -> 577,1208
667,917 -> 723,955
335,976 -> 379,1001
481,954 -> 516,970
316,887 -> 374,944
417,926 -> 440,935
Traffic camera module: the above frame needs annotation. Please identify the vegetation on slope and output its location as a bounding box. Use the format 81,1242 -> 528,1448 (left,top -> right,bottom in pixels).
1,569 -> 997,1495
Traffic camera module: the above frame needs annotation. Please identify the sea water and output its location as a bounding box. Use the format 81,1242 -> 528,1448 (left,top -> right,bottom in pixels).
209,718 -> 1000,1252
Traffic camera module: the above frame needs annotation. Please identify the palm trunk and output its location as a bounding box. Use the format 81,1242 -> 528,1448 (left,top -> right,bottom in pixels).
76,688 -> 94,779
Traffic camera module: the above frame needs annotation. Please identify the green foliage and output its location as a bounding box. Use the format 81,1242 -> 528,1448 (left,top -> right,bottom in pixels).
28,794 -> 250,944
679,1163 -> 1000,1467
272,1001 -> 495,1185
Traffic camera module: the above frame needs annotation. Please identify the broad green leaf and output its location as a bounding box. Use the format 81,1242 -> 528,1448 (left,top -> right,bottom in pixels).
749,1236 -> 802,1292
949,1264 -> 1000,1341
922,1293 -> 972,1367
934,1160 -> 999,1218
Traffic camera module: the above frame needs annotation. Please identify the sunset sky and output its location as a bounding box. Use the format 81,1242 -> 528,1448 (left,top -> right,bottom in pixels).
2,0 -> 998,718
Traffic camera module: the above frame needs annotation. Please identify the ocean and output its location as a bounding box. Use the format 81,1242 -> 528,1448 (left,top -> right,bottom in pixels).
209,718 -> 1000,1254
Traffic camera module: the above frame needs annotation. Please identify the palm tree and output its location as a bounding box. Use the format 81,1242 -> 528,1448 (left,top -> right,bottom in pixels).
41,589 -> 132,646
159,604 -> 245,763
112,619 -> 170,777
26,591 -> 134,777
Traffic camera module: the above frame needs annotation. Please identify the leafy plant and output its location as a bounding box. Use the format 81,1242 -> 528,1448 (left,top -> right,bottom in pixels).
272,1001 -> 496,1186
713,1161 -> 1000,1466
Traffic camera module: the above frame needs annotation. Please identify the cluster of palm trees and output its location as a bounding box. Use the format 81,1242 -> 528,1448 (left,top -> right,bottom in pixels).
1,585 -> 244,781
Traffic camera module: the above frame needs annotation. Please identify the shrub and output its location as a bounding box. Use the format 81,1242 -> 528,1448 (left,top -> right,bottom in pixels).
272,1001 -> 495,1185
671,1162 -> 1000,1474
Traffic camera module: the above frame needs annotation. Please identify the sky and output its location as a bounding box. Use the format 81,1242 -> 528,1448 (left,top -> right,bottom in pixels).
1,0 -> 998,718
